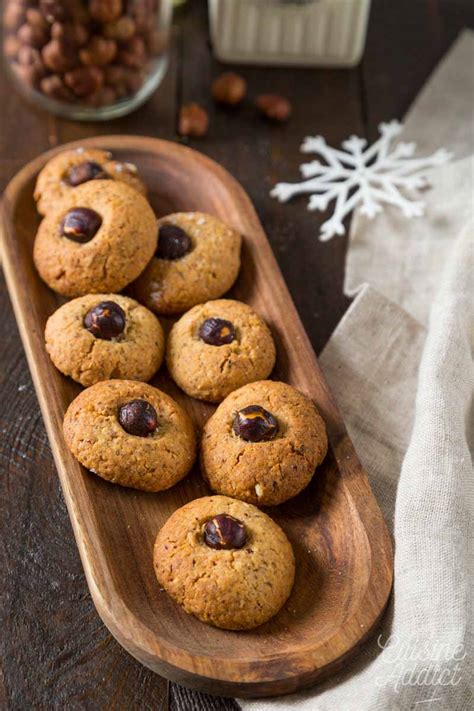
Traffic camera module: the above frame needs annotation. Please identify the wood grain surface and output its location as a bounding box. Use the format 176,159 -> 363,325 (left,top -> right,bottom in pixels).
2,135 -> 393,697
1,0 -> 473,708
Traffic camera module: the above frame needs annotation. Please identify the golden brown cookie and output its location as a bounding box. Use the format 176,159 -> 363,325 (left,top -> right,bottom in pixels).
34,147 -> 147,216
45,294 -> 164,387
129,212 -> 241,315
201,380 -> 328,506
154,495 -> 295,630
166,299 -> 276,402
33,181 -> 157,297
63,380 -> 196,492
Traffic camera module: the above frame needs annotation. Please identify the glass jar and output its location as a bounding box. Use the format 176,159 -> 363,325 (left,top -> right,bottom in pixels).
2,0 -> 173,120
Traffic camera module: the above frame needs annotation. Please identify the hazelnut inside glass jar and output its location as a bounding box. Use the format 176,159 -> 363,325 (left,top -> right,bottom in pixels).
2,0 -> 173,120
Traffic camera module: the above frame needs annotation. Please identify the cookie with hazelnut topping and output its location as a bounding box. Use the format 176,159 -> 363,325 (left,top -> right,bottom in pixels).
33,180 -> 156,296
154,495 -> 295,630
201,380 -> 328,506
45,293 -> 164,387
166,299 -> 275,402
63,380 -> 196,492
129,212 -> 241,315
34,147 -> 147,215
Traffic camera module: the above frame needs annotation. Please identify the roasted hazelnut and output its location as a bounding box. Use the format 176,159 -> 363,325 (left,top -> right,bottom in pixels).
84,300 -> 126,340
83,85 -> 117,107
178,103 -> 209,138
103,16 -> 136,42
104,64 -> 126,84
67,161 -> 109,186
26,8 -> 49,30
3,3 -> 27,32
69,0 -> 90,25
156,224 -> 191,260
145,29 -> 167,56
13,61 -> 42,88
103,63 -> 128,95
255,94 -> 292,123
118,35 -> 146,69
39,0 -> 68,23
199,318 -> 236,346
51,22 -> 89,47
4,35 -> 22,60
118,400 -> 158,437
40,74 -> 74,100
203,514 -> 247,550
15,46 -> 45,84
94,85 -> 117,106
89,0 -> 123,24
211,72 -> 246,106
233,405 -> 278,442
17,22 -> 49,49
80,35 -> 117,67
124,68 -> 144,93
60,208 -> 102,243
64,66 -> 104,97
127,0 -> 154,32
42,38 -> 78,72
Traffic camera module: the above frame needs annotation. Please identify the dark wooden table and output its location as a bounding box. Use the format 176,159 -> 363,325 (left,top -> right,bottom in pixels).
1,1 -> 473,709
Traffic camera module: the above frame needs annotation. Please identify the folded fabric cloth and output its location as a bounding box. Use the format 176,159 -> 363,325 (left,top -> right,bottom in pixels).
239,30 -> 473,711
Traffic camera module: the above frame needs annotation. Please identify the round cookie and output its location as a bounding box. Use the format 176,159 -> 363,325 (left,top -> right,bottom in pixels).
166,299 -> 276,402
129,212 -> 241,315
33,181 -> 157,297
63,380 -> 196,492
45,294 -> 165,387
154,495 -> 295,630
34,147 -> 147,216
201,380 -> 328,506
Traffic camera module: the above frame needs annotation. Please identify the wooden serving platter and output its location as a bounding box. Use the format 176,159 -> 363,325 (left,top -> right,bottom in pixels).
1,136 -> 393,698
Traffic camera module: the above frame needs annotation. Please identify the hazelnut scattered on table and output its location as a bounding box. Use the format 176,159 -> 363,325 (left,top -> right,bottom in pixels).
255,93 -> 292,122
2,0 -> 167,110
211,71 -> 247,106
178,103 -> 209,138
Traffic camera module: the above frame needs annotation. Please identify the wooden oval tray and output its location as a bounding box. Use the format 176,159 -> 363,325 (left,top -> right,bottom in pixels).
1,136 -> 393,698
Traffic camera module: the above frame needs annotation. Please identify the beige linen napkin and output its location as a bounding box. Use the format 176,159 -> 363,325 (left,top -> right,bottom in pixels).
239,30 -> 473,711
345,31 -> 474,324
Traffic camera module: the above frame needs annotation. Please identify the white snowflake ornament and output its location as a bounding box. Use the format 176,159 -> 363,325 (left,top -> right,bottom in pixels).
270,120 -> 451,241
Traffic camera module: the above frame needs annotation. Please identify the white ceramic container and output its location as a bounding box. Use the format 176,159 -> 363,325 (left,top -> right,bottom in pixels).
208,0 -> 371,67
